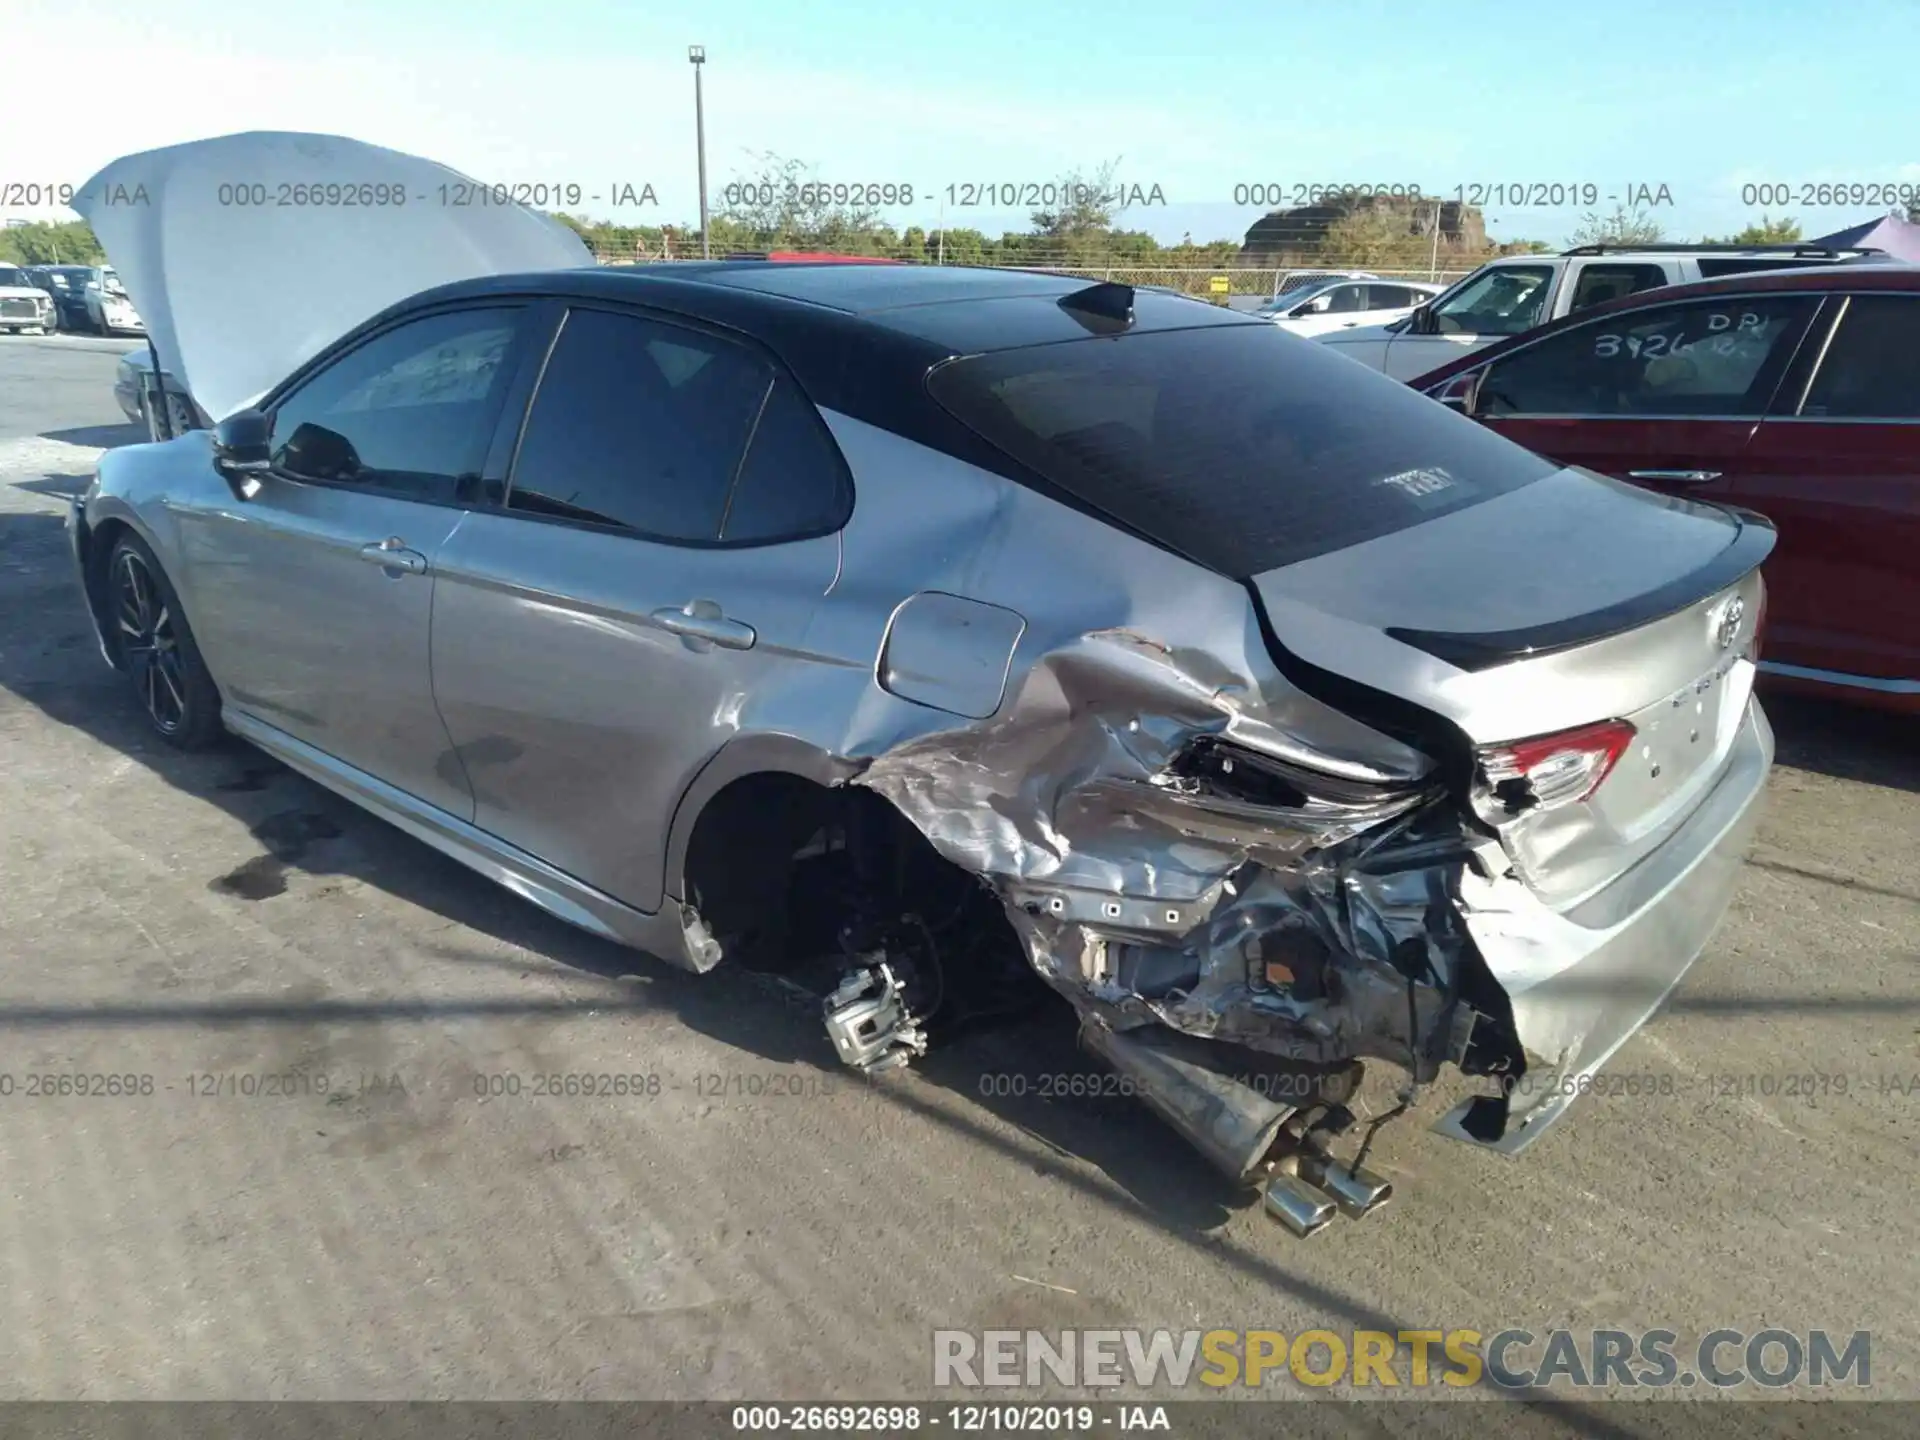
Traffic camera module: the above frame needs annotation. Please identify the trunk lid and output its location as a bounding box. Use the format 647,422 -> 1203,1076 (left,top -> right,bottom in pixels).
917,316 -> 1771,909
1251,469 -> 1770,907
73,131 -> 594,422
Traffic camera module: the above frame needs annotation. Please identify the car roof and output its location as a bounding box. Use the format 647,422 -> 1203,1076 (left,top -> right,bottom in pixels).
1411,262 -> 1920,388
406,260 -> 1258,375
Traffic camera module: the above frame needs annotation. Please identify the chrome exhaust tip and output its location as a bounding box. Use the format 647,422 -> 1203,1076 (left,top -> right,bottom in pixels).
1263,1173 -> 1338,1237
1299,1155 -> 1394,1219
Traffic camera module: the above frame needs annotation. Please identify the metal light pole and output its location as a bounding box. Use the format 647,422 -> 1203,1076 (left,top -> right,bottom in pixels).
689,45 -> 709,258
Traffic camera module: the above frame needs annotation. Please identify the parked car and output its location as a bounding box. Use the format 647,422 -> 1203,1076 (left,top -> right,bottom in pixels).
82,266 -> 146,335
0,264 -> 58,334
1412,263 -> 1920,714
1321,243 -> 1888,381
72,132 -> 1776,1235
114,346 -> 203,440
1259,278 -> 1446,336
26,264 -> 97,330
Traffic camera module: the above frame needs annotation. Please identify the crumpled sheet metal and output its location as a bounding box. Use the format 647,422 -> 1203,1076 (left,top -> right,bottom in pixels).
854,626 -> 1428,902
852,623 -> 1471,1064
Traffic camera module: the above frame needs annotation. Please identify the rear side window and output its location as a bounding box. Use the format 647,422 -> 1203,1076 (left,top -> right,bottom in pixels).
1477,294 -> 1817,418
927,322 -> 1557,577
508,309 -> 773,542
1566,263 -> 1668,312
1800,295 -> 1920,419
720,376 -> 852,542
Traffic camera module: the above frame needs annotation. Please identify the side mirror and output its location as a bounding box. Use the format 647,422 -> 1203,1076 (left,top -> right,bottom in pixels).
212,409 -> 272,500
1408,303 -> 1437,335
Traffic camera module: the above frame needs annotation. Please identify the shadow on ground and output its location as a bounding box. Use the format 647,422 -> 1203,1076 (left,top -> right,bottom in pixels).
0,460 -> 1908,1431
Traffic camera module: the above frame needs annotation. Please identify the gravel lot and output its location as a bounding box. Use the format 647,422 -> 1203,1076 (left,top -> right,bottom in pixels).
1,333 -> 1916,1416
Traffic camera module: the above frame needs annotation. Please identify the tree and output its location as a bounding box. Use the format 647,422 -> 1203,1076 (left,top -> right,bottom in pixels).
924,227 -> 987,265
1714,215 -> 1802,244
713,151 -> 884,252
1568,204 -> 1666,247
1318,208 -> 1428,269
0,219 -> 105,265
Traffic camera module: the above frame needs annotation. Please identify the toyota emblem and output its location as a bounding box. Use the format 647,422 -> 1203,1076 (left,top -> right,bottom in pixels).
1716,596 -> 1746,650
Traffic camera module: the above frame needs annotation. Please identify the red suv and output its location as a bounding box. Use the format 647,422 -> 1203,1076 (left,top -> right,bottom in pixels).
1413,264 -> 1920,713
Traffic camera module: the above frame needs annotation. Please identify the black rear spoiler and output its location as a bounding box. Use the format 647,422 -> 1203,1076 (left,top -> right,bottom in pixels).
1383,509 -> 1776,672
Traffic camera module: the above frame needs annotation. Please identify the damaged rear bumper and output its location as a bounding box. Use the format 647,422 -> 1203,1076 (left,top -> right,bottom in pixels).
1436,696 -> 1772,1154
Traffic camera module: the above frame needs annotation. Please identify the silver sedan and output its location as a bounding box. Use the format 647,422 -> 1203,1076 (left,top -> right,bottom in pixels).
67,138 -> 1774,1236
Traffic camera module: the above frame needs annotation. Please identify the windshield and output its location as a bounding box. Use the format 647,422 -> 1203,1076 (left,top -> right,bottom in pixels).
928,321 -> 1555,577
0,267 -> 29,287
1430,264 -> 1555,336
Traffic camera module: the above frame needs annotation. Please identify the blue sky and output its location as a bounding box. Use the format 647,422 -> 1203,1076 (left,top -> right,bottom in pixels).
8,0 -> 1919,246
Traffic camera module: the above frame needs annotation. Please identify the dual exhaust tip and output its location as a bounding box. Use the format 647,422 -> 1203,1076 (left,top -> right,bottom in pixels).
1075,1019 -> 1392,1239
1264,1156 -> 1393,1237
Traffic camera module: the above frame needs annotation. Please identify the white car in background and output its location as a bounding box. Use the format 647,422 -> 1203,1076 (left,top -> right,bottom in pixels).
1259,277 -> 1445,337
1316,244 -> 1888,380
113,346 -> 203,440
84,266 -> 146,335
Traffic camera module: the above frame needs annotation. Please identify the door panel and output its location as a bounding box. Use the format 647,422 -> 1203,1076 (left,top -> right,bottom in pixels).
1481,415 -> 1758,500
180,484 -> 471,814
428,522 -> 838,911
1734,422 -> 1920,681
426,304 -> 856,912
179,304 -> 534,815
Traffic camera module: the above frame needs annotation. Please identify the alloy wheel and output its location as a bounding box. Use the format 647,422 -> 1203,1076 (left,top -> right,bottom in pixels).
114,549 -> 188,734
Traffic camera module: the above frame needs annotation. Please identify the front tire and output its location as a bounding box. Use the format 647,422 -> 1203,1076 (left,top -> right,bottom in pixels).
106,533 -> 223,749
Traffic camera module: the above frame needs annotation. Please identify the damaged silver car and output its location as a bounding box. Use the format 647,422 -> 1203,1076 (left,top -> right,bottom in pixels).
69,134 -> 1773,1235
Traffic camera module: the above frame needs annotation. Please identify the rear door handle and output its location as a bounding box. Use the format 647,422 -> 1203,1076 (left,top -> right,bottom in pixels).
650,601 -> 756,651
1628,469 -> 1722,484
358,537 -> 428,574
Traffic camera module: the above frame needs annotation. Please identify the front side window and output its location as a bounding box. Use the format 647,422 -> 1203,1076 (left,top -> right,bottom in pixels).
1431,265 -> 1555,336
1476,294 -> 1817,418
1323,284 -> 1368,313
1800,295 -> 1920,419
506,309 -> 775,543
269,307 -> 522,499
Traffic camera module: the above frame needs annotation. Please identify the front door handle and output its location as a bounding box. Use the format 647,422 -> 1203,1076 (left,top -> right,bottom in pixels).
358,537 -> 428,574
1628,469 -> 1722,484
650,600 -> 756,651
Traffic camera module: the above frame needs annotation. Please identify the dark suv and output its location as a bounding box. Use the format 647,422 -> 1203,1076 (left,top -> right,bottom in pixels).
1414,264 -> 1920,713
26,265 -> 98,330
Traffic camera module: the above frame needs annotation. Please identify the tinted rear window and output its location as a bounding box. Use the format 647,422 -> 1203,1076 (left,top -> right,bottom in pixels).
926,323 -> 1557,576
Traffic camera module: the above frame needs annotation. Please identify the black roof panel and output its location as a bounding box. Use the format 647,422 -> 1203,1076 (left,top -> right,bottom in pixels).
689,262 -> 1083,310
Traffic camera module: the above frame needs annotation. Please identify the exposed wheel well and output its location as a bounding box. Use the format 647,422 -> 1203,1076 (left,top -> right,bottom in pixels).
678,770 -> 1044,1020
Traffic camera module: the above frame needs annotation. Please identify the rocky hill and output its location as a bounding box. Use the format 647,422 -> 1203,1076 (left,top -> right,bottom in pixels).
1240,193 -> 1488,259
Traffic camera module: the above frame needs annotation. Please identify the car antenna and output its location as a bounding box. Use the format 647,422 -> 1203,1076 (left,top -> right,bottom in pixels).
1058,280 -> 1135,332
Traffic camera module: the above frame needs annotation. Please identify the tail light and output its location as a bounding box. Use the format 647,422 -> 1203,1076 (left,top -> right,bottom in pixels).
1477,719 -> 1636,814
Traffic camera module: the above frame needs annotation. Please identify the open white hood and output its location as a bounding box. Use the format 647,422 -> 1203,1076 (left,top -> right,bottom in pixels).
74,131 -> 594,422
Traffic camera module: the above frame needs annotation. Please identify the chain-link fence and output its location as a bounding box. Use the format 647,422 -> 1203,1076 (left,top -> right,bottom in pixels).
585,249 -> 1476,298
